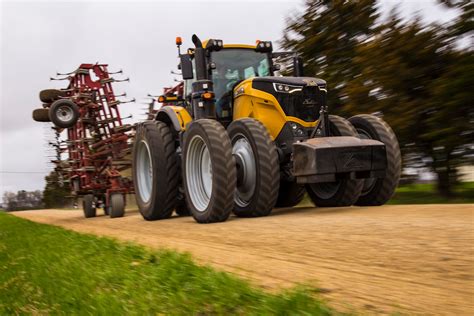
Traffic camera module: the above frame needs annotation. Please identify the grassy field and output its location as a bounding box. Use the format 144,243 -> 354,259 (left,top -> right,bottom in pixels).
388,182 -> 474,204
0,212 -> 333,315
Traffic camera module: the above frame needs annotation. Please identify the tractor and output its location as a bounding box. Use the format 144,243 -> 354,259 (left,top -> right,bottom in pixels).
132,35 -> 401,223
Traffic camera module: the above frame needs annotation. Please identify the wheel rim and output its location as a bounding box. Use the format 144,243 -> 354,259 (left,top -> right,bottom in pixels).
356,127 -> 377,194
232,134 -> 256,207
309,182 -> 340,200
56,105 -> 74,123
186,135 -> 213,212
136,140 -> 153,203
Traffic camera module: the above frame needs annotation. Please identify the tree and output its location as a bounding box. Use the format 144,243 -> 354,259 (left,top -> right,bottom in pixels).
282,1 -> 474,197
282,0 -> 379,115
43,171 -> 70,208
2,190 -> 43,211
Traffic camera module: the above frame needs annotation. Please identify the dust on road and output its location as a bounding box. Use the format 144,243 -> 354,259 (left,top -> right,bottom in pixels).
12,204 -> 474,315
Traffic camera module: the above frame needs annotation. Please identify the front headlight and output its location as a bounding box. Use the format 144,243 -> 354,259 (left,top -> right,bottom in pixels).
273,83 -> 303,94
288,122 -> 306,137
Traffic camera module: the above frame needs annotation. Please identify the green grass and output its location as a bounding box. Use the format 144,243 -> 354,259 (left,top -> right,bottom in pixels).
0,212 -> 333,315
388,182 -> 474,204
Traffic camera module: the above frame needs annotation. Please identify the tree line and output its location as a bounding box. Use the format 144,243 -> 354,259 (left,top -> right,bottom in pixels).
282,0 -> 473,196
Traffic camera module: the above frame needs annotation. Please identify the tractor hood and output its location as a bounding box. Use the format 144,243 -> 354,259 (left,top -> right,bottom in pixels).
252,77 -> 326,89
250,77 -> 327,123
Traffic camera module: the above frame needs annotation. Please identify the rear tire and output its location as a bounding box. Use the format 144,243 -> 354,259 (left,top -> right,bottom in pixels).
306,115 -> 363,207
82,194 -> 96,218
349,114 -> 401,205
183,119 -> 236,223
227,118 -> 280,217
275,181 -> 306,208
49,99 -> 79,128
132,121 -> 178,220
109,193 -> 125,218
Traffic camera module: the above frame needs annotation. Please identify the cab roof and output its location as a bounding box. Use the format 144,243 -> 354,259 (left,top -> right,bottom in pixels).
202,39 -> 257,50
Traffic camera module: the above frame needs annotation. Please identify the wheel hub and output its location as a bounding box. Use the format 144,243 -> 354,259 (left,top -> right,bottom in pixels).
136,140 -> 153,203
232,135 -> 256,207
57,105 -> 73,122
186,135 -> 213,212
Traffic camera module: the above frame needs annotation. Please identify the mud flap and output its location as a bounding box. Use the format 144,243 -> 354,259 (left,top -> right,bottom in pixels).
293,136 -> 387,183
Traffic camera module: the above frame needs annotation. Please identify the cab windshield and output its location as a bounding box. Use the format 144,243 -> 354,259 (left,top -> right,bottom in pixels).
211,49 -> 270,116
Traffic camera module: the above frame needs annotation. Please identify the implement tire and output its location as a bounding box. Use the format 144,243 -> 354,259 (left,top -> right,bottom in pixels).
39,89 -> 67,103
109,193 -> 125,218
183,119 -> 236,223
82,194 -> 96,218
306,115 -> 363,207
228,118 -> 280,217
275,181 -> 306,208
49,99 -> 79,128
32,108 -> 51,122
132,121 -> 178,220
349,114 -> 401,205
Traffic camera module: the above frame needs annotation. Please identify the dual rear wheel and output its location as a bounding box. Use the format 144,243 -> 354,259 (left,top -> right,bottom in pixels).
133,118 -> 280,223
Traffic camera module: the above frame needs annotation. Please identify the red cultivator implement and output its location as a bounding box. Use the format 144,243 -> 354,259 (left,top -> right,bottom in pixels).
32,63 -> 135,218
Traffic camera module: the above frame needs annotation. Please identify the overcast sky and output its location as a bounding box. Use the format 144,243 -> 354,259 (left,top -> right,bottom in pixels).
0,0 -> 458,199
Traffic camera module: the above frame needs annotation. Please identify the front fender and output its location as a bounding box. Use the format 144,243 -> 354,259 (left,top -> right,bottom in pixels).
155,106 -> 192,133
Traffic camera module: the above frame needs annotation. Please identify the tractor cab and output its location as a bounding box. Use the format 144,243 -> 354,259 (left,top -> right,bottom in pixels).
177,36 -> 309,128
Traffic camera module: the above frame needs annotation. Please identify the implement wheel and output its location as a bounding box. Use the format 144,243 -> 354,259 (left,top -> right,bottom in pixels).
49,99 -> 79,128
39,89 -> 67,103
183,119 -> 236,223
306,115 -> 363,207
349,114 -> 401,205
132,121 -> 178,220
227,118 -> 280,217
82,194 -> 96,218
109,193 -> 125,218
32,108 -> 50,122
275,180 -> 306,208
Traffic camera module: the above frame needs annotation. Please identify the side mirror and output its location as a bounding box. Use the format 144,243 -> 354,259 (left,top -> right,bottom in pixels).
180,54 -> 194,80
271,64 -> 281,72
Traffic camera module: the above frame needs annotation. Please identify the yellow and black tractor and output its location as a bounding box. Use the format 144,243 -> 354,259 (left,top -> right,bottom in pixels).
132,35 -> 401,223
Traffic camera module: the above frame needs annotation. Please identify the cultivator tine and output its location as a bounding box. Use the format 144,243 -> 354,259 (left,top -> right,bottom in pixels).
114,78 -> 130,83
108,69 -> 123,75
108,98 -> 135,107
50,76 -> 71,81
56,69 -> 77,76
120,98 -> 136,104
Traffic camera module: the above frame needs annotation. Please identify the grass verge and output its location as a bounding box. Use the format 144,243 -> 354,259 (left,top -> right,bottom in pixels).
387,182 -> 474,204
0,212 -> 333,315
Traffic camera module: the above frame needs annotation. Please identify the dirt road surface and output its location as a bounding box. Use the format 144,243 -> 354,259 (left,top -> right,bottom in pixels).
12,204 -> 474,315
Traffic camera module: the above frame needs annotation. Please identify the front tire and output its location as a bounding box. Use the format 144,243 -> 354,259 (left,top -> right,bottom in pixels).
227,118 -> 280,217
183,119 -> 236,223
306,115 -> 363,207
349,114 -> 401,205
275,181 -> 306,208
132,121 -> 178,220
